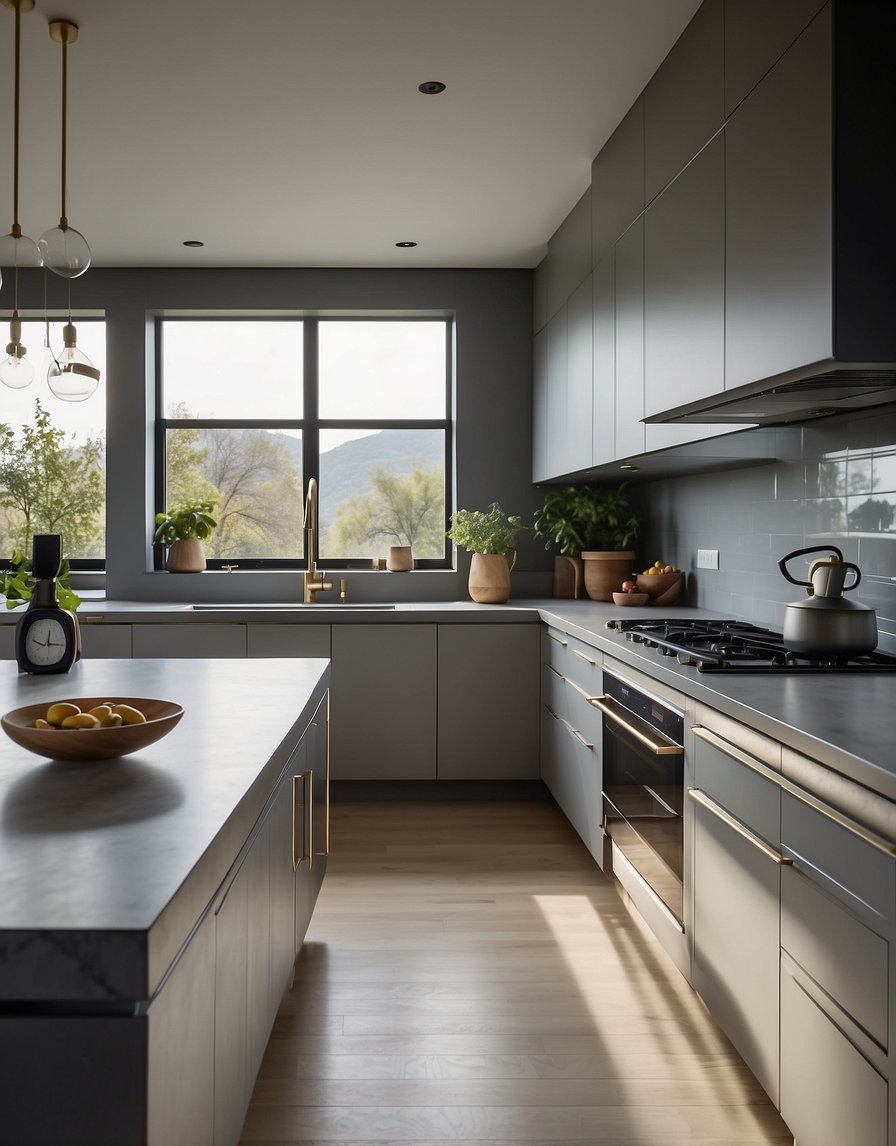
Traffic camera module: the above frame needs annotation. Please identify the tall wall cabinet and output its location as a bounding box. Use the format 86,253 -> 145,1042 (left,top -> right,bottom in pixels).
533,0 -> 896,480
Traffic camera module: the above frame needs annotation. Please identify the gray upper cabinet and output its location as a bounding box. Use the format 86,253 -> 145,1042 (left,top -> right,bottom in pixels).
533,259 -> 548,334
645,132 -> 724,419
725,7 -> 833,390
614,217 -> 645,460
592,252 -> 615,466
545,307 -> 568,478
545,187 -> 592,322
532,326 -> 549,482
566,274 -> 594,475
644,0 -> 724,204
591,99 -> 644,266
724,0 -> 828,116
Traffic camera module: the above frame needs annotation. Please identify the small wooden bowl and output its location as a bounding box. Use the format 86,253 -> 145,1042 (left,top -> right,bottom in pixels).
635,572 -> 684,606
612,591 -> 650,606
1,697 -> 183,762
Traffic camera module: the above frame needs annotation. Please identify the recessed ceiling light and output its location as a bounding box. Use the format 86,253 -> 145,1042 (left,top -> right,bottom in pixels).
418,80 -> 446,95
395,241 -> 417,248
183,240 -> 204,248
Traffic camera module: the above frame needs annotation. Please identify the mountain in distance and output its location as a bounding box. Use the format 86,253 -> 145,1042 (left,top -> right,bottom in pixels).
266,428 -> 443,527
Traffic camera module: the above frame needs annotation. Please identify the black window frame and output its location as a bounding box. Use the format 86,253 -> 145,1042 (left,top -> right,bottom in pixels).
154,315 -> 453,570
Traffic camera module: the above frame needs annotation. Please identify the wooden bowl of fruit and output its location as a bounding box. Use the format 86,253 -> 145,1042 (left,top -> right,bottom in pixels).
635,561 -> 684,605
1,698 -> 183,761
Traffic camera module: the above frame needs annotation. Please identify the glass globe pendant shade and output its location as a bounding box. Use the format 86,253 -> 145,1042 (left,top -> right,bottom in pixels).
0,229 -> 42,271
0,314 -> 35,390
47,321 -> 100,401
38,223 -> 91,279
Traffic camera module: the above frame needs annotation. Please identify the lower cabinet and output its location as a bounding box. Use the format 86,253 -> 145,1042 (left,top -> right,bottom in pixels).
330,624 -> 437,781
539,627 -> 605,866
211,692 -> 329,1146
133,623 -> 247,658
689,721 -> 785,1106
779,788 -> 893,1146
437,624 -> 540,780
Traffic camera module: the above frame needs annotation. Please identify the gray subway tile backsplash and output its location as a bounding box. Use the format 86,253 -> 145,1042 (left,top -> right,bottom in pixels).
637,403 -> 896,653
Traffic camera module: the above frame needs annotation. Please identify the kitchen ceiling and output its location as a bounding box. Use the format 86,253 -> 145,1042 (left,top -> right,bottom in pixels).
0,0 -> 700,269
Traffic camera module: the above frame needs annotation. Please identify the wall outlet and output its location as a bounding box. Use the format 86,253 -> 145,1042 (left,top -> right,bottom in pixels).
697,549 -> 720,570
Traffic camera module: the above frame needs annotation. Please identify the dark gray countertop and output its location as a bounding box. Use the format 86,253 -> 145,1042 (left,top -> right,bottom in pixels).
529,600 -> 896,804
0,657 -> 330,1002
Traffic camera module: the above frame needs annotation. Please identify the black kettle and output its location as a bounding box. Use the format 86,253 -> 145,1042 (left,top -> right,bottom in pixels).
778,545 -> 878,657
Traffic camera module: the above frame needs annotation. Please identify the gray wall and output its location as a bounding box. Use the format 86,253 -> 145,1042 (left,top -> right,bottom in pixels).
635,404 -> 896,654
12,266 -> 551,602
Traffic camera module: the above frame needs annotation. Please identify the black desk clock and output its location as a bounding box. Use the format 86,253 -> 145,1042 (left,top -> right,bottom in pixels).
15,534 -> 80,675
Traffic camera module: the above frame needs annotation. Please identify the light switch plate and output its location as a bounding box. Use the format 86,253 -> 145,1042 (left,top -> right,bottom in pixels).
697,549 -> 719,570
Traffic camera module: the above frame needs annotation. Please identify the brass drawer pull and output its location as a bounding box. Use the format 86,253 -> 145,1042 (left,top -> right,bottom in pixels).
591,695 -> 683,756
560,717 -> 593,750
688,787 -> 792,866
547,632 -> 568,647
572,648 -> 597,666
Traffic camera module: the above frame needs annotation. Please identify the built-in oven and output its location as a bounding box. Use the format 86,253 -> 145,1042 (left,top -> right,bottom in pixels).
592,669 -> 685,925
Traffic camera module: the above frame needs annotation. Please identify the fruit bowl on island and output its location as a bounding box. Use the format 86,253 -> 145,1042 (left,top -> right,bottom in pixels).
635,561 -> 684,605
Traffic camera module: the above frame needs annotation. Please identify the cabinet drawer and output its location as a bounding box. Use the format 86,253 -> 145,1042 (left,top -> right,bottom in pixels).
781,790 -> 895,926
781,958 -> 888,1146
564,634 -> 601,696
542,626 -> 571,676
782,864 -> 888,1050
692,728 -> 780,845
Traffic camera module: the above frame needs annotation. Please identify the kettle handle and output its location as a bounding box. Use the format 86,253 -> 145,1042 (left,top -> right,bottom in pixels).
778,545 -> 844,587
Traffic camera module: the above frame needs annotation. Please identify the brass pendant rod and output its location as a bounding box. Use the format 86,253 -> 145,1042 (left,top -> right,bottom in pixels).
49,19 -> 78,229
60,32 -> 68,226
13,0 -> 22,229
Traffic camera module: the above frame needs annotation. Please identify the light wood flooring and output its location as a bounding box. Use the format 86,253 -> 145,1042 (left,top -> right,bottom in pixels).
240,800 -> 793,1145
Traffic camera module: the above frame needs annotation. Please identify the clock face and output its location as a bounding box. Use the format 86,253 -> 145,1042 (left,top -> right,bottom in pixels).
24,617 -> 69,666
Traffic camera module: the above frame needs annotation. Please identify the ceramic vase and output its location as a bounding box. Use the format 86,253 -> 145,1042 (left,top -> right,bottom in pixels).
468,551 -> 515,604
386,545 -> 413,572
166,538 -> 206,573
581,550 -> 635,601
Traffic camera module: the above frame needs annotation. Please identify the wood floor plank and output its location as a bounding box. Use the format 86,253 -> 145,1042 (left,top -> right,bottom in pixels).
240,801 -> 792,1145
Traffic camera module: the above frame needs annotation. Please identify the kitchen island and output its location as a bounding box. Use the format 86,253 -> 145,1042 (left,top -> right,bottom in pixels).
0,657 -> 330,1146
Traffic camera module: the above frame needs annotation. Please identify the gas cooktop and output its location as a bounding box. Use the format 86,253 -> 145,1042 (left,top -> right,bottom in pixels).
605,618 -> 896,673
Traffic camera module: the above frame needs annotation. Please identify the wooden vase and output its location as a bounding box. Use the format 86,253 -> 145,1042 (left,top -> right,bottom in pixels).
553,555 -> 584,599
468,551 -> 515,604
581,550 -> 635,601
166,538 -> 206,573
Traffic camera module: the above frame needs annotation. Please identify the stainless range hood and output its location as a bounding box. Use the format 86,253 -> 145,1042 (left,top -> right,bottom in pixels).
643,360 -> 896,427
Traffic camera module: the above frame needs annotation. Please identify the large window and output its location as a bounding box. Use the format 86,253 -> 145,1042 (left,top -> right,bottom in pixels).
157,317 -> 451,568
0,319 -> 106,565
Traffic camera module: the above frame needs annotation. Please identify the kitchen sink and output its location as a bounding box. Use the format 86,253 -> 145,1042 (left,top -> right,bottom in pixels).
188,603 -> 396,610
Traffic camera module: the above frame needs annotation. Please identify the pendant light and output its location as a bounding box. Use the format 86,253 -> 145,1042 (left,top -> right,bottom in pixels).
46,280 -> 100,401
38,20 -> 91,278
0,0 -> 42,278
0,0 -> 40,389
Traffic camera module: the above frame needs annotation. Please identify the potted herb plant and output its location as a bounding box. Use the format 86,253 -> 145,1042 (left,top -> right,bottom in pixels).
153,501 -> 218,573
534,484 -> 640,601
446,502 -> 527,604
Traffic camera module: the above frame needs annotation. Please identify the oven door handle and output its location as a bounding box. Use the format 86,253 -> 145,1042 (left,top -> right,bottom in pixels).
688,787 -> 793,866
589,695 -> 683,756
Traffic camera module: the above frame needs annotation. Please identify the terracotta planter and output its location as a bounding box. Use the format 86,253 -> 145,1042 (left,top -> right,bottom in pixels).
386,545 -> 413,572
581,550 -> 635,602
553,555 -> 584,599
468,551 -> 516,604
166,538 -> 206,573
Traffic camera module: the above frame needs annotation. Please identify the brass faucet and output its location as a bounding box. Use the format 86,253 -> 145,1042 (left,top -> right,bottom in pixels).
302,478 -> 333,603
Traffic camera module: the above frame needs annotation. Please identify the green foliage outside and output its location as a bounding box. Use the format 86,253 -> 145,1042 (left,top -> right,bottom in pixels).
447,502 -> 527,554
0,400 -> 104,558
325,463 -> 445,558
